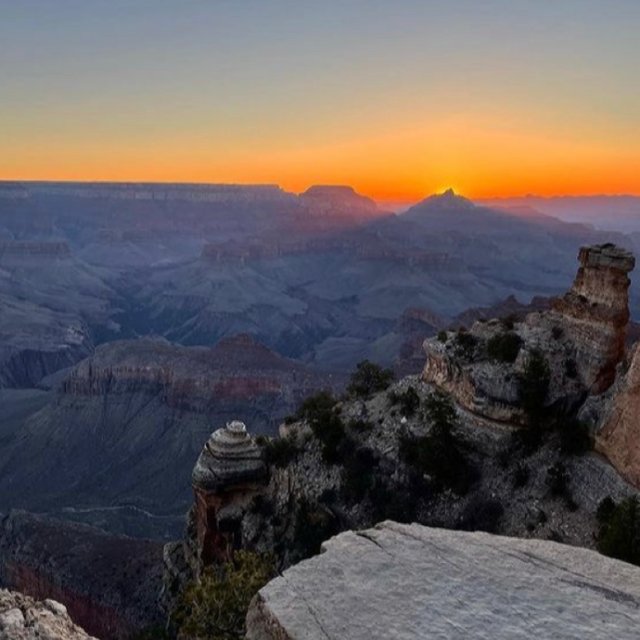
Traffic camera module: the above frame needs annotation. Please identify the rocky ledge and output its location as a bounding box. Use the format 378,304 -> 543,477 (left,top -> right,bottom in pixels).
0,589 -> 94,640
246,521 -> 640,639
422,243 -> 635,424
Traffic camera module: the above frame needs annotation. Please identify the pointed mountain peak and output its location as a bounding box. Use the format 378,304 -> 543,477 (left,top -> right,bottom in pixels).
408,189 -> 476,214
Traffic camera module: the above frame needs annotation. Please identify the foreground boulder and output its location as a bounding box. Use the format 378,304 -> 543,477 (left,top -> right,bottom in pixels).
0,589 -> 95,640
246,521 -> 640,639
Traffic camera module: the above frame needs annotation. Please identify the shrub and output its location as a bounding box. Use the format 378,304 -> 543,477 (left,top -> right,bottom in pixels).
597,496 -> 616,524
173,550 -> 273,640
347,360 -> 394,398
551,326 -> 564,340
454,330 -> 477,359
501,314 -> 517,330
263,436 -> 299,468
296,391 -> 346,464
487,332 -> 522,363
559,419 -> 592,455
348,418 -> 374,433
437,330 -> 448,343
458,495 -> 504,533
546,462 -> 569,497
293,499 -> 339,560
565,358 -> 578,379
297,390 -> 337,425
597,496 -> 640,566
424,390 -> 458,429
341,446 -> 377,502
250,495 -> 275,518
518,349 -> 550,428
388,386 -> 421,417
399,392 -> 478,494
513,462 -> 530,488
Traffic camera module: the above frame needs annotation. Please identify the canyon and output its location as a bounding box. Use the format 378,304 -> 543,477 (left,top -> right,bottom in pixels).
159,242 -> 640,638
3,183 -> 640,638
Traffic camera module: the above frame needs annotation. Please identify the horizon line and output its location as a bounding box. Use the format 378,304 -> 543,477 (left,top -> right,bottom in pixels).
2,178 -> 640,203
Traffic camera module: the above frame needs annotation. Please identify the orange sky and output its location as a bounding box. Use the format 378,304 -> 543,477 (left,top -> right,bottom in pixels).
2,2 -> 639,201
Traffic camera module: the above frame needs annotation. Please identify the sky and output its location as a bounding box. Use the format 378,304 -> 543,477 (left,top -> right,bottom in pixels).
1,0 -> 639,201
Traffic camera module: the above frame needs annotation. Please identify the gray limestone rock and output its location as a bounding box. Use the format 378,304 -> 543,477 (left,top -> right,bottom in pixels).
246,521 -> 640,640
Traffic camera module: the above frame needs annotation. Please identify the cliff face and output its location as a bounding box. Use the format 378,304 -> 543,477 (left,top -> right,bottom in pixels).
246,522 -> 640,640
0,512 -> 163,639
593,343 -> 640,487
164,375 -> 633,611
0,299 -> 93,389
552,244 -> 635,393
0,335 -> 337,539
422,243 -> 635,425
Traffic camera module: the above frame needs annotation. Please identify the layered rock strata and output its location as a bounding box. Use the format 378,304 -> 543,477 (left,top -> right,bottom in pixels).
246,522 -> 640,640
553,243 -> 635,392
162,422 -> 267,609
422,243 -> 635,424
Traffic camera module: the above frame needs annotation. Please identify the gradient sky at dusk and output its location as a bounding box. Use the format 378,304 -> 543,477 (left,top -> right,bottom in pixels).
2,0 -> 639,200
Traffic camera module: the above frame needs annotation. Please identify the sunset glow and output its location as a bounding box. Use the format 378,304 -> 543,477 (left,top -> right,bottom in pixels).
2,1 -> 639,200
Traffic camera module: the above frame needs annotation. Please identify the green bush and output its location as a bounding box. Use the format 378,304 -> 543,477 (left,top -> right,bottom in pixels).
341,446 -> 377,502
454,330 -> 477,359
559,419 -> 592,455
172,551 -> 274,640
487,332 -> 522,363
565,358 -> 578,379
263,436 -> 299,468
597,496 -> 640,566
399,392 -> 478,494
518,349 -> 550,427
347,360 -> 394,398
458,495 -> 504,533
296,391 -> 346,463
501,314 -> 517,330
512,462 -> 530,488
388,386 -> 421,417
546,461 -> 570,498
597,496 -> 616,524
293,499 -> 339,560
348,418 -> 374,433
437,330 -> 448,343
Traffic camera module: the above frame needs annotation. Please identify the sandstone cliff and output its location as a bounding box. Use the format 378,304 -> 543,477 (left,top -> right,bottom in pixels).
246,522 -> 640,639
592,342 -> 640,488
422,243 -> 635,425
0,335 -> 338,538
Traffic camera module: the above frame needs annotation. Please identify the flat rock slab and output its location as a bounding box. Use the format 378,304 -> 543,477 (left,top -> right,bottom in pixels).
246,521 -> 640,639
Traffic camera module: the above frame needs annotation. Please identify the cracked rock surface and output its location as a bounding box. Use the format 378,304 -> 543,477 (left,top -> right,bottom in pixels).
245,521 -> 640,640
0,589 -> 96,640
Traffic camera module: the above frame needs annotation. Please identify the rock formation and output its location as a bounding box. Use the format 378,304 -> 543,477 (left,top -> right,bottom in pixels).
162,421 -> 268,609
246,521 -> 640,640
0,335 -> 337,538
0,590 -> 95,640
422,243 -> 635,425
191,421 -> 267,567
591,342 -> 640,487
553,243 -> 635,392
163,372 -> 633,614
